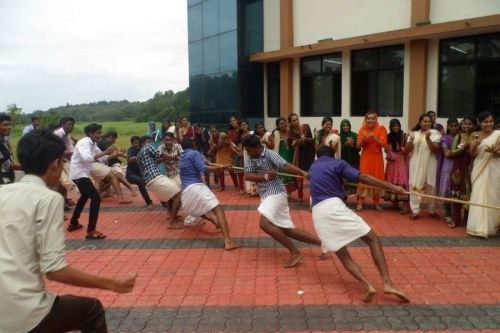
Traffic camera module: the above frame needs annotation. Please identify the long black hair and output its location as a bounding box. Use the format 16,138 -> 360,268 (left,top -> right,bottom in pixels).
412,114 -> 432,131
387,119 -> 403,151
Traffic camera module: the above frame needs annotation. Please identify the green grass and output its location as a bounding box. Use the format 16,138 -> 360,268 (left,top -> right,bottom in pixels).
9,121 -> 153,162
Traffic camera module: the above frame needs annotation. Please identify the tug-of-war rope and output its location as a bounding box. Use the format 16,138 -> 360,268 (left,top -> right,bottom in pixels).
210,163 -> 500,211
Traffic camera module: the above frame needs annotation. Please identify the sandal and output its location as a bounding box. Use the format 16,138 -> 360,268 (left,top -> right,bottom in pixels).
374,205 -> 384,212
409,213 -> 419,220
85,230 -> 106,239
66,223 -> 83,232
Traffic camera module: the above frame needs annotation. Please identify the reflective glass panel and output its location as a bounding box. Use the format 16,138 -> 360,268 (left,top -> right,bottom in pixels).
188,4 -> 202,42
188,41 -> 203,76
219,0 -> 237,33
203,36 -> 219,74
220,30 -> 238,72
377,70 -> 404,116
219,71 -> 238,110
202,0 -> 219,38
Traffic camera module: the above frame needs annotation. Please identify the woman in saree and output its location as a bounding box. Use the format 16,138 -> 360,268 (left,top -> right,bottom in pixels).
356,112 -> 387,212
467,111 -> 500,238
288,113 -> 315,202
384,118 -> 410,214
405,113 -> 442,220
339,119 -> 360,169
271,117 -> 296,199
314,116 -> 341,159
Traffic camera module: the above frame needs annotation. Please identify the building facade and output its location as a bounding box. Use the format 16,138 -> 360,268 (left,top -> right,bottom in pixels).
187,0 -> 264,126
255,0 -> 500,132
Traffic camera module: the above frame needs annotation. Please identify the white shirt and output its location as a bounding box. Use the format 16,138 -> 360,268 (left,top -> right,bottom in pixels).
22,124 -> 35,136
53,127 -> 74,154
70,136 -> 101,180
0,175 -> 67,333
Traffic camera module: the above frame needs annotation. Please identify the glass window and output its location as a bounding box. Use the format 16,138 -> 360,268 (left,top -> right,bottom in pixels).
439,65 -> 476,118
301,53 -> 342,117
441,38 -> 475,62
267,62 -> 280,118
219,30 -> 237,72
188,4 -> 202,42
188,0 -> 202,6
219,0 -> 237,33
219,71 -> 238,110
189,75 -> 204,112
188,41 -> 203,76
203,74 -> 220,111
243,1 -> 263,55
203,36 -> 219,74
352,49 -> 377,71
478,35 -> 500,59
302,58 -> 321,75
322,55 -> 342,73
351,45 -> 404,116
439,33 -> 500,118
202,0 -> 219,38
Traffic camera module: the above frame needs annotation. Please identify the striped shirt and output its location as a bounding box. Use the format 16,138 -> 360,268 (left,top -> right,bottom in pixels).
137,144 -> 162,184
245,148 -> 287,199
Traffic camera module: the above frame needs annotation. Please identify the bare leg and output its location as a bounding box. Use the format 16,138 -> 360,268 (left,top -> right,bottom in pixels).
212,205 -> 239,250
360,230 -> 409,302
201,212 -> 220,228
259,216 -> 303,267
282,228 -> 321,246
335,247 -> 376,302
106,173 -> 131,204
115,172 -> 136,196
167,194 -> 183,229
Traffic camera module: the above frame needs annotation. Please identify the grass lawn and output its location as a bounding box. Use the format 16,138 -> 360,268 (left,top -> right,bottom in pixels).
9,121 -> 153,161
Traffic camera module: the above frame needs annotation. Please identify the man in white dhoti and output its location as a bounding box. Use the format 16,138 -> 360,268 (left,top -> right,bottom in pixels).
308,145 -> 409,303
242,135 -> 321,268
179,138 -> 240,250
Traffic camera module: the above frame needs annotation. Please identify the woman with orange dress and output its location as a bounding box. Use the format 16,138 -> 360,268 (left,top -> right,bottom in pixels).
356,112 -> 388,212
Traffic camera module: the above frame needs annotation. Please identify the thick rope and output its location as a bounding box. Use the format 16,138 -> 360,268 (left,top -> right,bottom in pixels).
209,163 -> 500,211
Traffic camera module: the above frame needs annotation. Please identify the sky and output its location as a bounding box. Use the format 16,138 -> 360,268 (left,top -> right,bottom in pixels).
0,0 -> 189,113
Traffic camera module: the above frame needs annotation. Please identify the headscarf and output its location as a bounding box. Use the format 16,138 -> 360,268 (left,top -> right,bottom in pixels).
339,119 -> 356,142
357,111 -> 386,140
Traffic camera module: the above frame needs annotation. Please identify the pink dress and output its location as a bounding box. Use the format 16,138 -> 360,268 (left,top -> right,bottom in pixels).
385,150 -> 409,188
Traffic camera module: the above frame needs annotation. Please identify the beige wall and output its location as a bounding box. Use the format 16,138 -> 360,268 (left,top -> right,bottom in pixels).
263,0 -> 280,52
430,0 -> 500,24
293,0 -> 411,46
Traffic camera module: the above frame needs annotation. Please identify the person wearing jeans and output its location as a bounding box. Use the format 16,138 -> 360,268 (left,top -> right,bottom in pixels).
126,136 -> 153,207
67,123 -> 118,239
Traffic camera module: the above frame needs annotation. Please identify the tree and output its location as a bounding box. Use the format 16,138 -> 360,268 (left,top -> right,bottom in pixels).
6,104 -> 23,125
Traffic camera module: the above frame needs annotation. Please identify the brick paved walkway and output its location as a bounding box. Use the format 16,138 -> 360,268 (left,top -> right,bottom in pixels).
54,185 -> 500,332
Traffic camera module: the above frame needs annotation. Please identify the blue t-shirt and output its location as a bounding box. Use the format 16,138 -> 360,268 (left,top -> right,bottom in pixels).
180,149 -> 207,190
308,156 -> 360,207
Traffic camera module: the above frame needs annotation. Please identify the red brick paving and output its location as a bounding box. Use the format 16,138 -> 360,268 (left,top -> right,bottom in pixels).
59,182 -> 500,332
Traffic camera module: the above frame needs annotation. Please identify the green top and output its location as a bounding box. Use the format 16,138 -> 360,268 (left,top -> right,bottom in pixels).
339,119 -> 360,169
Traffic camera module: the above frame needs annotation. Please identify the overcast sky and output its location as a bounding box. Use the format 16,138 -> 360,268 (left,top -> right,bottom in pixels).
0,0 -> 189,113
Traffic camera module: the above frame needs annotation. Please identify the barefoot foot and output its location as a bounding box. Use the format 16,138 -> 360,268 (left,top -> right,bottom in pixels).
167,222 -> 184,229
384,285 -> 410,303
224,240 -> 240,251
362,287 -> 376,303
284,253 -> 304,268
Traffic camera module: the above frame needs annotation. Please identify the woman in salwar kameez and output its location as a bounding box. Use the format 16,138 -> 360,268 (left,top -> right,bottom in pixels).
405,114 -> 442,220
356,112 -> 387,212
272,117 -> 296,199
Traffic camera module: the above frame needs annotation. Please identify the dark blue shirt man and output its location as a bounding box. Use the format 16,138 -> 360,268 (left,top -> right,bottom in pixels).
179,138 -> 240,250
308,145 -> 409,304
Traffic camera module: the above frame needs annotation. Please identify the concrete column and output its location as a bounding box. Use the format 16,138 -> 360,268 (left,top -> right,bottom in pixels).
279,0 -> 294,118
